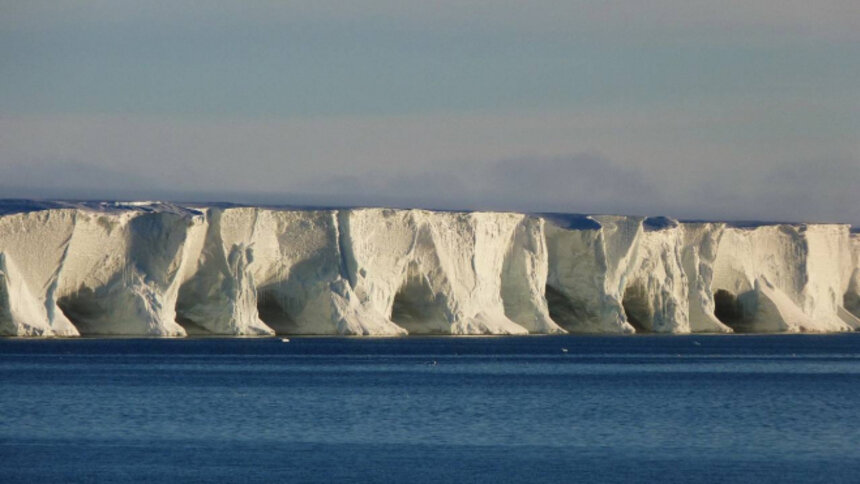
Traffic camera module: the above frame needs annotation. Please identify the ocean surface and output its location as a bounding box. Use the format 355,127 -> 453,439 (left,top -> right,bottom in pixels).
1,334 -> 859,483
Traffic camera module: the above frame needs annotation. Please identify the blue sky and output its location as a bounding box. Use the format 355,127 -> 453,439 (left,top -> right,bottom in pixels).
1,1 -> 858,223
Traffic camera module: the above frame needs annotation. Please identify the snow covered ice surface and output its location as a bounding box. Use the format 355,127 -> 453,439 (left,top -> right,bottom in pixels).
1,200 -> 858,337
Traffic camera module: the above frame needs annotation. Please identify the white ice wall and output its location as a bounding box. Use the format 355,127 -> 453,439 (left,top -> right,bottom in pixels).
843,233 -> 860,325
681,223 -> 732,333
343,209 -> 560,334
0,210 -> 78,336
544,216 -> 638,333
53,209 -> 202,336
623,222 -> 691,333
708,224 -> 855,333
0,202 -> 857,336
174,208 -> 272,335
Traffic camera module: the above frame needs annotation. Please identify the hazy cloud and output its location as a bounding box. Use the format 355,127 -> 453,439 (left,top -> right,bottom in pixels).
2,151 -> 857,225
0,160 -> 155,197
269,155 -> 659,216
0,112 -> 857,224
694,157 -> 860,224
293,154 -> 860,224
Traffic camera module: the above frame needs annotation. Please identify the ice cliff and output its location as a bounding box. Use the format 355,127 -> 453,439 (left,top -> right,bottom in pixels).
1,201 -> 857,336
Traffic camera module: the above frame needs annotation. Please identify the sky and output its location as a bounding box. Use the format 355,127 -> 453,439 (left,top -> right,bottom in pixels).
1,1 -> 858,224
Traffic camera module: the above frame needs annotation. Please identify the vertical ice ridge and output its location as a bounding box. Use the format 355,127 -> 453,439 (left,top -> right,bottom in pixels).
841,233 -> 860,322
681,223 -> 732,333
175,208 -> 274,336
0,209 -> 79,336
500,216 -> 564,333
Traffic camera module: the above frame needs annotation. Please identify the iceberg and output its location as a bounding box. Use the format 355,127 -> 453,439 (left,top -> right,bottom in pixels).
0,200 -> 857,336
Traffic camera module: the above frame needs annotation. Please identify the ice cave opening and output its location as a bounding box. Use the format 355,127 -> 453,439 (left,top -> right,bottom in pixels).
56,291 -> 101,335
544,284 -> 588,332
621,283 -> 653,333
390,272 -> 448,334
844,278 -> 860,319
500,254 -> 530,327
173,282 -> 223,335
256,287 -> 299,334
173,314 -> 213,335
713,289 -> 748,332
0,277 -> 11,329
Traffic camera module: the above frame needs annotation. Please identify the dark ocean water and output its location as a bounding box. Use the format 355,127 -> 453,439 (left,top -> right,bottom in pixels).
1,334 -> 859,483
